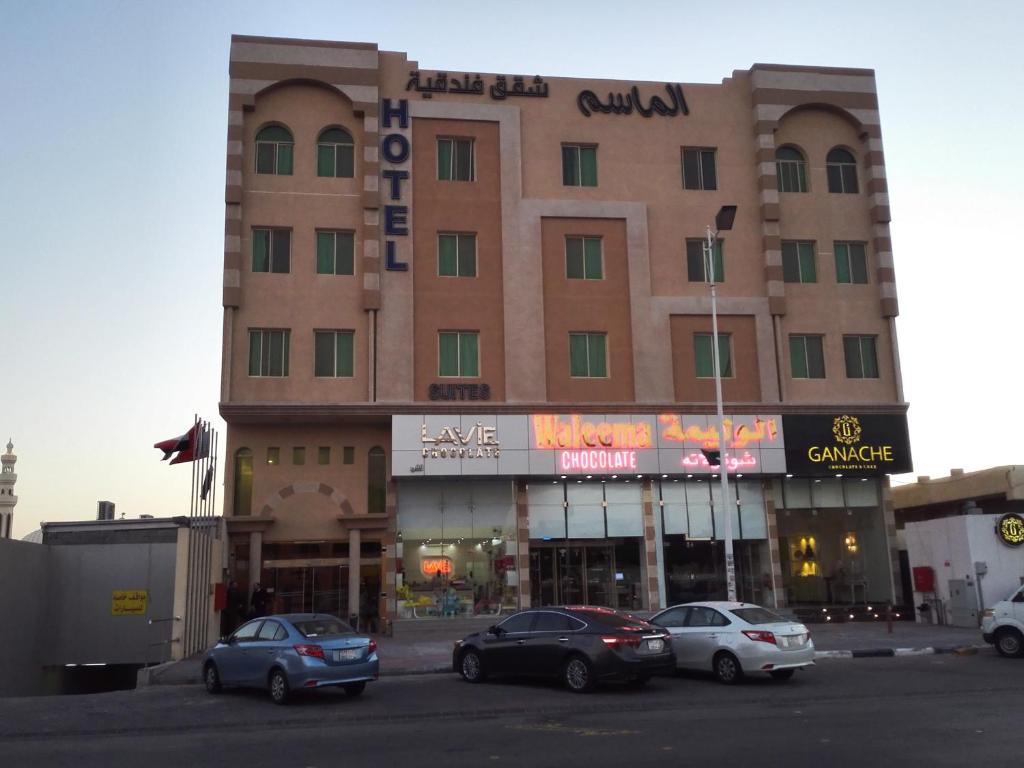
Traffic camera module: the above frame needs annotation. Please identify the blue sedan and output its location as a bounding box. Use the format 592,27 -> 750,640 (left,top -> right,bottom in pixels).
203,614 -> 379,704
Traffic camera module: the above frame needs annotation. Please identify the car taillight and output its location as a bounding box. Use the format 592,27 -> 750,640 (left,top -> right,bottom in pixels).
294,644 -> 325,660
742,630 -> 777,645
367,640 -> 377,654
601,635 -> 641,649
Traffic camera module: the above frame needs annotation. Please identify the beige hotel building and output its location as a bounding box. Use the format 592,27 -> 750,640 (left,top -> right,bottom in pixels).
220,35 -> 913,626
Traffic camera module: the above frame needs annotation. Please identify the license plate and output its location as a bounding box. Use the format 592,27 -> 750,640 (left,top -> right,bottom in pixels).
645,638 -> 664,652
334,648 -> 361,661
780,634 -> 805,649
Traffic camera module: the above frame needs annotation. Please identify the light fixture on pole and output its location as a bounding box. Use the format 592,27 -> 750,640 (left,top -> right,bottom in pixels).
705,205 -> 737,601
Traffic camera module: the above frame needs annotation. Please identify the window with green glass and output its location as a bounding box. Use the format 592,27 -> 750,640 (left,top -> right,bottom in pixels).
782,241 -> 817,283
314,330 -> 354,377
438,233 -> 477,277
252,228 -> 291,273
233,448 -> 253,516
694,333 -> 732,378
775,146 -> 807,193
248,329 -> 290,377
686,239 -> 724,283
318,447 -> 331,465
826,148 -> 859,193
438,331 -> 479,377
682,147 -> 717,190
562,144 -> 598,187
789,335 -> 825,379
255,125 -> 294,175
568,332 -> 607,378
316,230 -> 354,275
292,447 -> 306,465
565,236 -> 603,279
343,446 -> 355,465
437,137 -> 474,181
317,127 -> 354,178
834,242 -> 869,284
843,335 -> 879,378
266,447 -> 280,465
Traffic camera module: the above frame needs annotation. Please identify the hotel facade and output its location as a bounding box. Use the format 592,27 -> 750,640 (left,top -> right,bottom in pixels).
219,35 -> 913,625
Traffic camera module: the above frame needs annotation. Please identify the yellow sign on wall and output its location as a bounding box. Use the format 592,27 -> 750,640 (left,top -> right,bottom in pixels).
111,590 -> 148,616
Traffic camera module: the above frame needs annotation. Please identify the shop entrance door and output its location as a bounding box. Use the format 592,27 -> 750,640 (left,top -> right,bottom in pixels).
263,566 -> 350,618
529,544 -> 616,608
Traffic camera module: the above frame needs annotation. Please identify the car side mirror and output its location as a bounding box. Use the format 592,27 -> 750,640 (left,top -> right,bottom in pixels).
488,625 -> 503,636
218,636 -> 230,645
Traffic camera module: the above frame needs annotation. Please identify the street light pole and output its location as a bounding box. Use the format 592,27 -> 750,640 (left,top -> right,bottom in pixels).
706,205 -> 738,602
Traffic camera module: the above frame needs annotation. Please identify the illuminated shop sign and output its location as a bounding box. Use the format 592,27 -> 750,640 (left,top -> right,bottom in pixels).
406,71 -> 549,99
660,414 -> 780,473
421,422 -> 500,459
782,414 -> 912,477
533,415 -> 652,473
420,556 -> 453,576
381,99 -> 410,272
996,513 -> 1024,547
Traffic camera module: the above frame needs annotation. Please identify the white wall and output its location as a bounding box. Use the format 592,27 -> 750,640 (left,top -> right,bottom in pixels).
966,516 -> 1024,607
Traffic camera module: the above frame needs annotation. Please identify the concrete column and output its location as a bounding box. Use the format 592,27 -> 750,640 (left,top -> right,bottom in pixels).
248,531 -> 262,594
764,480 -> 785,609
348,528 -> 362,626
641,480 -> 660,611
515,480 -> 530,609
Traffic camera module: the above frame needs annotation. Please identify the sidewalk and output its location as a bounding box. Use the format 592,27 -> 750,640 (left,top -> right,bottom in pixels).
139,617 -> 988,687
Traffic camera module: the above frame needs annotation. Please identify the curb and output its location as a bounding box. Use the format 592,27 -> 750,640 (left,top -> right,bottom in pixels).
815,644 -> 988,659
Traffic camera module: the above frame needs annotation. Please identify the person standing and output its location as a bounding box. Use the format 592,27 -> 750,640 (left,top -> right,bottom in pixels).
251,583 -> 270,618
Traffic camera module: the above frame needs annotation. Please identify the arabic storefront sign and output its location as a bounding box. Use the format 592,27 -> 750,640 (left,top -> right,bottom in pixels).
392,414 -> 785,477
111,590 -> 148,616
406,71 -> 549,100
996,513 -> 1024,547
576,83 -> 689,118
782,414 -> 912,477
381,99 -> 410,271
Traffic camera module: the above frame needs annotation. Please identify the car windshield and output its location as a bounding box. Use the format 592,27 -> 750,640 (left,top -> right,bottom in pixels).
730,607 -> 786,625
292,618 -> 355,638
575,610 -> 650,629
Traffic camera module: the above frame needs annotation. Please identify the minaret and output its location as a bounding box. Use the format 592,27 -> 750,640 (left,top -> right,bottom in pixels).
1,439 -> 17,539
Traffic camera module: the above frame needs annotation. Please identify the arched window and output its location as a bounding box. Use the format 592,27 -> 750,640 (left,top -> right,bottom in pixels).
826,147 -> 859,193
233,448 -> 253,517
255,125 -> 294,175
367,447 -> 386,515
775,146 -> 808,193
317,127 -> 354,178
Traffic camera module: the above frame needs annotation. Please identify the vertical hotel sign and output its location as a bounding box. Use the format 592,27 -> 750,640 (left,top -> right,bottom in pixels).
381,99 -> 410,271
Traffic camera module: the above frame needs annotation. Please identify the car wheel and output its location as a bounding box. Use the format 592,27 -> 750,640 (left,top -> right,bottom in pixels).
769,669 -> 795,681
343,681 -> 366,697
563,655 -> 596,693
713,652 -> 744,685
459,649 -> 487,683
269,668 -> 290,705
203,662 -> 221,694
994,628 -> 1024,658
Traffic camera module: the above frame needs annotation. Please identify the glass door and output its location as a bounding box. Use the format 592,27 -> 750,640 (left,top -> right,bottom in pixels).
585,546 -> 613,608
558,546 -> 585,605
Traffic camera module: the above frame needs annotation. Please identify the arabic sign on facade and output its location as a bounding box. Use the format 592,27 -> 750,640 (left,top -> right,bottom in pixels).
111,590 -> 148,616
576,83 -> 689,118
782,414 -> 912,477
406,71 -> 549,100
392,414 -> 785,477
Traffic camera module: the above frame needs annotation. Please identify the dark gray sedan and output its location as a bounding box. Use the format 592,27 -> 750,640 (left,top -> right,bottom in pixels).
203,614 -> 379,704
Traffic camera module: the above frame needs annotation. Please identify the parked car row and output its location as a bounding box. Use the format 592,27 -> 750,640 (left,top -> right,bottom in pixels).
201,601 -> 818,702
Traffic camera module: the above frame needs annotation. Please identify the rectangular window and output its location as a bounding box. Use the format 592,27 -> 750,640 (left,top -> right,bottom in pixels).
562,144 -> 598,187
314,330 -> 355,378
437,137 -> 474,181
318,447 -> 330,465
292,447 -> 305,465
266,447 -> 280,466
834,242 -> 869,284
789,335 -> 826,379
694,333 -> 733,378
565,236 -> 603,279
685,239 -> 724,283
343,446 -> 355,465
248,329 -> 290,377
438,331 -> 480,377
844,335 -> 879,378
252,228 -> 291,273
782,241 -> 817,283
682,147 -> 717,190
438,233 -> 477,277
316,231 -> 354,276
568,332 -> 608,378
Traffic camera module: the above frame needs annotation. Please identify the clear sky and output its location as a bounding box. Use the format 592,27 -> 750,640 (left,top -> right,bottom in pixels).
2,0 -> 1022,539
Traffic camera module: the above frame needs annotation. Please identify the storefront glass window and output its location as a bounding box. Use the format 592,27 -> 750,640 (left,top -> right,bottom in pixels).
396,480 -> 517,618
566,484 -> 604,538
367,447 -> 386,514
605,484 -> 644,537
527,484 -> 567,539
233,448 -> 253,517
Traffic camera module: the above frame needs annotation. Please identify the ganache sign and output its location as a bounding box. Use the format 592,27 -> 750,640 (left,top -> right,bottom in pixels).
782,414 -> 912,477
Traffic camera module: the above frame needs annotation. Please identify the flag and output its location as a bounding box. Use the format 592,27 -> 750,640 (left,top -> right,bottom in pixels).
154,423 -> 209,465
201,466 -> 214,501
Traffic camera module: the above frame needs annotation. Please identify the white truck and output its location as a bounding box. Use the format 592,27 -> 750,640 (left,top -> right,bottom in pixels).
981,583 -> 1024,657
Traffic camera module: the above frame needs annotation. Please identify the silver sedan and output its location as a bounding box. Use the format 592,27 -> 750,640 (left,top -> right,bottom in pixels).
649,601 -> 814,684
